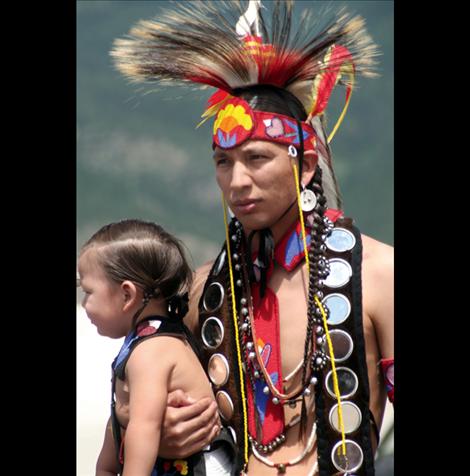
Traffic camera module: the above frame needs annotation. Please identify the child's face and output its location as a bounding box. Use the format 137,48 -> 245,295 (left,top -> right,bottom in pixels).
78,250 -> 130,338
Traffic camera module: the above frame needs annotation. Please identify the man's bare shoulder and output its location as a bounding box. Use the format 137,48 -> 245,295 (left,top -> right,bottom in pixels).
185,260 -> 214,334
193,260 -> 214,293
360,235 -> 394,358
361,234 -> 394,269
361,234 -> 394,298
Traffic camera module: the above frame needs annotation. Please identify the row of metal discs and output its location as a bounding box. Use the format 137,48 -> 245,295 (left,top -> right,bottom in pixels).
322,228 -> 364,474
201,228 -> 363,473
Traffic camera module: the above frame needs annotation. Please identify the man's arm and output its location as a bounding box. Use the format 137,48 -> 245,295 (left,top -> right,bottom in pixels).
159,390 -> 221,459
369,243 -> 394,359
365,238 -> 394,403
184,260 -> 214,334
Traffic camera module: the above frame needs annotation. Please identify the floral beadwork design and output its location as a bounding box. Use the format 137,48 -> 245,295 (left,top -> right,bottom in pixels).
213,100 -> 254,148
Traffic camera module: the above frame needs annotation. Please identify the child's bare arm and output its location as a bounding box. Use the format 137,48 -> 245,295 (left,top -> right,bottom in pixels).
122,337 -> 174,476
95,417 -> 120,476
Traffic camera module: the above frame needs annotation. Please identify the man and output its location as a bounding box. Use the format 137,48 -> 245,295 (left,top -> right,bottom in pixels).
111,1 -> 393,474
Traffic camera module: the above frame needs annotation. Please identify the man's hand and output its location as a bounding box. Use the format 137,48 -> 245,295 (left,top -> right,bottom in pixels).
159,390 -> 221,459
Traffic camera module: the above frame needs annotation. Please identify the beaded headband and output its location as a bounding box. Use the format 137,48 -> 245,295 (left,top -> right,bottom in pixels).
212,96 -> 317,152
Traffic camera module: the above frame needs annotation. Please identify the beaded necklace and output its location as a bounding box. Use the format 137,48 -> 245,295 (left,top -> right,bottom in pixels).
226,167 -> 334,460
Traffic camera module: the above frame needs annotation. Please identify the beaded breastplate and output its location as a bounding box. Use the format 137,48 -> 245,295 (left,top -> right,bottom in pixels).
198,215 -> 375,475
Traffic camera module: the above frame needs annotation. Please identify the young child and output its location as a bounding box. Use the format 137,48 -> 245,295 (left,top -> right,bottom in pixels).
78,219 -> 233,476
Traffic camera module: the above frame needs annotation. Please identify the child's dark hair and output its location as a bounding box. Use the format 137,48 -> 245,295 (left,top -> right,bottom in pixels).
80,219 -> 193,306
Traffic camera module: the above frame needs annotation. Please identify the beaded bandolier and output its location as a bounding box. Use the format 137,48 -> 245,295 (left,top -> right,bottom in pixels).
311,218 -> 376,476
197,240 -> 248,475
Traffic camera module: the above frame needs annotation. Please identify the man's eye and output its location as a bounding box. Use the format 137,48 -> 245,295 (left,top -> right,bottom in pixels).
216,158 -> 228,166
250,154 -> 266,160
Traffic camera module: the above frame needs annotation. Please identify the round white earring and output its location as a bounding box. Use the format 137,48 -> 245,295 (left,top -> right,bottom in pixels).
288,145 -> 298,157
300,184 -> 317,212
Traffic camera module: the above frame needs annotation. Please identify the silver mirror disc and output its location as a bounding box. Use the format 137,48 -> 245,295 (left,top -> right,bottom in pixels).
325,329 -> 354,362
216,390 -> 234,421
331,439 -> 364,473
213,250 -> 226,276
323,258 -> 352,288
325,227 -> 356,252
201,316 -> 224,349
203,282 -> 225,312
323,293 -> 351,325
208,353 -> 230,387
227,426 -> 237,444
329,401 -> 362,433
326,367 -> 359,399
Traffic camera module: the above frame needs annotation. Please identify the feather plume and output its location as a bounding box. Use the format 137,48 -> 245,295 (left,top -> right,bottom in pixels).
111,0 -> 379,111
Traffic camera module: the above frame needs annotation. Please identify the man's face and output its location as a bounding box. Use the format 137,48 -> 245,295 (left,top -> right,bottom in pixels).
213,140 -> 297,231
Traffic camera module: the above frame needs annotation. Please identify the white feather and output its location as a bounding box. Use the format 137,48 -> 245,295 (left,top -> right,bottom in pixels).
236,0 -> 262,37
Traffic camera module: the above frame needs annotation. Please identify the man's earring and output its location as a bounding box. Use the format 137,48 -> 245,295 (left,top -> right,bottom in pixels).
288,145 -> 298,157
300,183 -> 317,212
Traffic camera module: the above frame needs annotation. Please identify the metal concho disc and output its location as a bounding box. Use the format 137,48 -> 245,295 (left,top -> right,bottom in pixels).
227,426 -> 237,444
329,401 -> 362,434
216,390 -> 234,421
326,367 -> 359,399
201,317 -> 224,349
208,353 -> 230,387
323,258 -> 352,288
323,293 -> 351,325
212,250 -> 226,277
325,330 -> 354,362
325,227 -> 356,252
203,282 -> 225,312
331,439 -> 364,473
300,189 -> 317,212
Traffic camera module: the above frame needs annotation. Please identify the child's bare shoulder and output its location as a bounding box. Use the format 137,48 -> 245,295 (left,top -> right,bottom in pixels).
127,334 -> 189,371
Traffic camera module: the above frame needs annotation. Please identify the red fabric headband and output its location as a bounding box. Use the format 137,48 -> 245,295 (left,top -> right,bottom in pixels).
212,97 -> 317,153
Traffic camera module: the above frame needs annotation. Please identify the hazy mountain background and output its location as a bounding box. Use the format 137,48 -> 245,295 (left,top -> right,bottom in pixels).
77,0 -> 393,269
